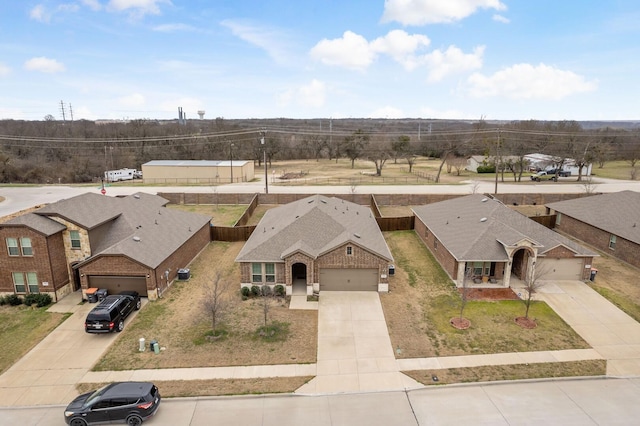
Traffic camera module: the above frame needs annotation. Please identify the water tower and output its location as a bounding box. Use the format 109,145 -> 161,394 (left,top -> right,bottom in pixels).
197,110 -> 205,119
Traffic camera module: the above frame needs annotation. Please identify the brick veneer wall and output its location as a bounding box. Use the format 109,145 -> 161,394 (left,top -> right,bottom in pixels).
0,227 -> 69,296
414,218 -> 458,279
315,243 -> 390,283
556,215 -> 639,269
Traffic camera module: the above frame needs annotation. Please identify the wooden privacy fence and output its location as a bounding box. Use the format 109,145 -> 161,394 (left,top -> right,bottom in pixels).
528,214 -> 556,229
211,225 -> 256,242
376,216 -> 415,231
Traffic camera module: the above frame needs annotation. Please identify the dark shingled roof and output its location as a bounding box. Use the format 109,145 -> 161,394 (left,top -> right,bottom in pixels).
412,194 -> 596,261
546,191 -> 640,245
8,192 -> 211,269
236,195 -> 392,263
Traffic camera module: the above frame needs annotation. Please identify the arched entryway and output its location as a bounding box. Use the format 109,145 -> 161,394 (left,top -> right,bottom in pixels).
291,262 -> 307,295
511,248 -> 531,281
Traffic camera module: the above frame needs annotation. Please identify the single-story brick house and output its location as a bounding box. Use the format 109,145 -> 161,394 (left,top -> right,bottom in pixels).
0,192 -> 211,301
546,190 -> 640,269
235,195 -> 393,295
412,194 -> 597,288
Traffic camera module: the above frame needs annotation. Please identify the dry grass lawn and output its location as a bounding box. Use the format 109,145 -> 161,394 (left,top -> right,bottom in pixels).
382,231 -> 590,358
93,241 -> 317,371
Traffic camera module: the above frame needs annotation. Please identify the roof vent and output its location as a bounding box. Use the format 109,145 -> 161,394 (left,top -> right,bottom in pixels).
480,217 -> 487,222
308,199 -> 314,204
354,233 -> 361,238
134,194 -> 140,199
321,199 -> 327,204
481,198 -> 488,202
133,236 -> 141,242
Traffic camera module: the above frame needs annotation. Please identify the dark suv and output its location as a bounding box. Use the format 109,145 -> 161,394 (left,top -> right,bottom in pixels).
64,381 -> 160,426
85,291 -> 141,333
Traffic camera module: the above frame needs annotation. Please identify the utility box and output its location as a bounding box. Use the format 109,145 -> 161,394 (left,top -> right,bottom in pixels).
388,265 -> 395,276
178,268 -> 190,280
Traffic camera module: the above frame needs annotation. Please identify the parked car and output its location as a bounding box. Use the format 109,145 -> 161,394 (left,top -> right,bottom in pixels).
530,171 -> 558,182
545,168 -> 572,177
85,291 -> 141,333
64,381 -> 160,426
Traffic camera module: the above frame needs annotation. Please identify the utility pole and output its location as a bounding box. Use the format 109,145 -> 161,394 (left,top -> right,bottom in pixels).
229,143 -> 234,184
494,129 -> 500,195
261,130 -> 268,194
59,100 -> 66,122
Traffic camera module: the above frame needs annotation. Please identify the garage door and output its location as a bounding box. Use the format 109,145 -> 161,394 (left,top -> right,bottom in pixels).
319,268 -> 378,291
537,258 -> 583,280
88,276 -> 148,297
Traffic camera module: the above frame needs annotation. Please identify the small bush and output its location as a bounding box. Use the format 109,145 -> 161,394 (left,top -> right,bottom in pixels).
24,293 -> 52,307
250,285 -> 261,297
261,285 -> 272,297
274,285 -> 285,297
24,294 -> 38,306
6,294 -> 23,306
240,287 -> 251,298
477,165 -> 496,173
0,296 -> 6,306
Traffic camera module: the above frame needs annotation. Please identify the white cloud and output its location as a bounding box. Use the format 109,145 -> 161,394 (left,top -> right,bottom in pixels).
278,79 -> 326,108
24,57 -> 66,73
118,93 -> 146,106
310,31 -> 375,71
30,5 -> 50,22
467,63 -> 598,100
107,0 -> 170,17
221,20 -> 291,63
382,0 -> 506,25
0,63 -> 10,77
370,30 -> 430,71
424,45 -> 484,82
492,14 -> 510,24
81,0 -> 103,11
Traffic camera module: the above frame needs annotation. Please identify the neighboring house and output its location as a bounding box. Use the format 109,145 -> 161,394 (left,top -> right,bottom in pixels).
142,160 -> 255,184
546,190 -> 640,269
524,153 -> 592,176
235,195 -> 393,295
466,155 -> 521,173
0,192 -> 211,301
412,194 -> 596,288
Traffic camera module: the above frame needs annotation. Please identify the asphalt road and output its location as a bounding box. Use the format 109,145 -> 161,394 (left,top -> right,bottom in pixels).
1,176 -> 638,218
2,378 -> 639,425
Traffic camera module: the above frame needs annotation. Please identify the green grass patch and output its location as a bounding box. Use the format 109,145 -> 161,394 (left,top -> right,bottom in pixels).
590,160 -> 637,180
168,204 -> 248,226
590,285 -> 640,323
255,321 -> 290,342
0,305 -> 70,374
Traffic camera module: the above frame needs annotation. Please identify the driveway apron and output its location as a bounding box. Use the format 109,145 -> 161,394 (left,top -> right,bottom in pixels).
536,280 -> 640,376
296,291 -> 421,394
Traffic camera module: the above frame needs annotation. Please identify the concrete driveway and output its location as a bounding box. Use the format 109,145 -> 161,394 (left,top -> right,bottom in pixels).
0,291 -> 145,407
296,291 -> 421,394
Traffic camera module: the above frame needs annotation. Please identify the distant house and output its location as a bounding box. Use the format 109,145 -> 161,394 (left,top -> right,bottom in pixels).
142,160 -> 255,184
412,194 -> 597,288
235,195 -> 393,295
0,193 -> 211,301
546,191 -> 640,269
466,155 -> 522,173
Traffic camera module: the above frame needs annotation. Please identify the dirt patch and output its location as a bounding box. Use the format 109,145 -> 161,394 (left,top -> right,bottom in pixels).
460,287 -> 520,301
515,317 -> 537,329
450,317 -> 471,329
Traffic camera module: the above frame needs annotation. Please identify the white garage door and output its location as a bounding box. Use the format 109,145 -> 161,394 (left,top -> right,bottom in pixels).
319,268 -> 378,291
537,258 -> 583,280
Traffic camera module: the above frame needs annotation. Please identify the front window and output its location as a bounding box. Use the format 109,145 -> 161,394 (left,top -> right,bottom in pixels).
6,238 -> 19,256
70,230 -> 81,249
27,272 -> 39,293
21,237 -> 33,256
346,246 -> 353,255
473,262 -> 491,276
12,272 -> 26,293
265,263 -> 275,283
252,263 -> 262,282
609,234 -> 616,250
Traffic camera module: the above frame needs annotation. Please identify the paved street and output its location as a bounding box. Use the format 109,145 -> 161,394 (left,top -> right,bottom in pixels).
2,378 -> 640,425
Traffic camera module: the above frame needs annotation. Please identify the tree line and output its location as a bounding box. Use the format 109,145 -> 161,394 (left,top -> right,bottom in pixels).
0,117 -> 638,183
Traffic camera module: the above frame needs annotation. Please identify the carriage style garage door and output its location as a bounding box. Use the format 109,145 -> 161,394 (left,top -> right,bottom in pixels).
88,276 -> 148,297
537,258 -> 583,280
319,268 -> 378,291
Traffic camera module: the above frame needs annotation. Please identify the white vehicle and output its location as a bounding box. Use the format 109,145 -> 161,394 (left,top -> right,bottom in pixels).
104,168 -> 138,182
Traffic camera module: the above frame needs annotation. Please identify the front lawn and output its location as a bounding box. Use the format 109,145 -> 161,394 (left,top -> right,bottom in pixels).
382,231 -> 590,358
0,305 -> 70,374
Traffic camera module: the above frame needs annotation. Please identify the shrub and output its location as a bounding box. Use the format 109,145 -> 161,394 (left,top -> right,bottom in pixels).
274,285 -> 285,297
477,165 -> 496,173
36,294 -> 53,307
250,285 -> 261,297
24,294 -> 38,306
6,294 -> 23,306
261,285 -> 272,297
240,286 -> 251,298
0,296 -> 6,306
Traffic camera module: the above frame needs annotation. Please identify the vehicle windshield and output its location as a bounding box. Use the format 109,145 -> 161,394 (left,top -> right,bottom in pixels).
83,384 -> 110,408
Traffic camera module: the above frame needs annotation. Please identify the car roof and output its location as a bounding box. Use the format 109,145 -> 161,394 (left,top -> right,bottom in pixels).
103,382 -> 154,397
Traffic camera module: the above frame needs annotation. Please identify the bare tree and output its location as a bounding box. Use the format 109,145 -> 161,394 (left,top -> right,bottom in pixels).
391,135 -> 410,164
261,285 -> 273,327
367,147 -> 390,176
581,175 -> 598,194
202,272 -> 230,334
519,265 -> 550,322
405,152 -> 417,173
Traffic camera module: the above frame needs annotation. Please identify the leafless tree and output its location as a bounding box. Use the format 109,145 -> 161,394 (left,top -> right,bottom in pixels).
367,147 -> 390,176
261,285 -> 274,327
520,265 -> 550,320
581,175 -> 598,195
202,272 -> 231,334
391,135 -> 410,164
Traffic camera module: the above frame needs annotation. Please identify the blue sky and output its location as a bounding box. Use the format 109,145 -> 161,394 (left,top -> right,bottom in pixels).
1,0 -> 639,121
